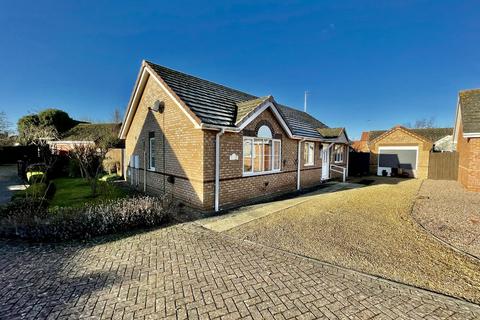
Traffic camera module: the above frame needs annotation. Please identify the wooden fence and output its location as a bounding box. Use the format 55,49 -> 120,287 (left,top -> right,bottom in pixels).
428,151 -> 459,180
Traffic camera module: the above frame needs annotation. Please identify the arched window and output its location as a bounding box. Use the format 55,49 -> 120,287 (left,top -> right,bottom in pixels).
257,125 -> 272,139
243,125 -> 281,175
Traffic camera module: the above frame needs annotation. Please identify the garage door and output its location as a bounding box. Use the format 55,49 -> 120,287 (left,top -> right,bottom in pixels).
378,146 -> 418,175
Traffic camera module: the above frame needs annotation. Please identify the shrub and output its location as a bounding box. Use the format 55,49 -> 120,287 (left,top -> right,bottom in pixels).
12,182 -> 56,201
0,196 -> 172,241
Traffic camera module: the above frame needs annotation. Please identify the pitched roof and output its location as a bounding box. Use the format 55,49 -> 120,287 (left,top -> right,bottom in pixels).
368,127 -> 453,143
145,61 -> 328,139
62,123 -> 122,141
459,89 -> 480,134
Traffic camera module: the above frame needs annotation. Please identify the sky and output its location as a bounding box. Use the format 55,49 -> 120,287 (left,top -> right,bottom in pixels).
0,1 -> 479,140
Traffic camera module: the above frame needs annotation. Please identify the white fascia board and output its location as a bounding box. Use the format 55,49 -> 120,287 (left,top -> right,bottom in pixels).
119,67 -> 150,139
378,146 -> 419,151
453,97 -> 461,143
463,132 -> 480,138
237,102 -> 294,138
49,140 -> 95,144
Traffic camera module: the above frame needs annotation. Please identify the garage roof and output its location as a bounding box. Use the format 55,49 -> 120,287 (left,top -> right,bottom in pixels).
368,127 -> 452,143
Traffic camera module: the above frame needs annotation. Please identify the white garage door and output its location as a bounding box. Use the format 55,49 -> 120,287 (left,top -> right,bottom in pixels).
377,146 -> 418,176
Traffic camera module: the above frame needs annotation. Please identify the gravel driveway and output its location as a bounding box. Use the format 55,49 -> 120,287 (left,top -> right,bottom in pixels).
227,177 -> 480,304
413,179 -> 480,259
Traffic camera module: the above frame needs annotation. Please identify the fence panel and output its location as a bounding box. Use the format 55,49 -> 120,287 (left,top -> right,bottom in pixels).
348,152 -> 370,176
428,152 -> 459,180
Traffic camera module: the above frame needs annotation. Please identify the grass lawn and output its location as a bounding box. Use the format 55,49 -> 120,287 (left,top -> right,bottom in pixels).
49,177 -> 127,207
227,177 -> 480,304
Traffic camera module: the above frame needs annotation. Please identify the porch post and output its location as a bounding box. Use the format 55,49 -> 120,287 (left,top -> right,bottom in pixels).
346,144 -> 349,178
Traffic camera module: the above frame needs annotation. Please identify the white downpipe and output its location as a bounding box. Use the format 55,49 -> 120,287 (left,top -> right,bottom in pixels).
214,129 -> 225,212
297,140 -> 303,190
345,146 -> 350,178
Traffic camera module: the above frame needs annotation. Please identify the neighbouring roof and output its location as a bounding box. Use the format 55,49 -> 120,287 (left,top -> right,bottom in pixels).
368,127 -> 453,143
61,123 -> 122,141
145,61 -> 328,139
459,89 -> 480,134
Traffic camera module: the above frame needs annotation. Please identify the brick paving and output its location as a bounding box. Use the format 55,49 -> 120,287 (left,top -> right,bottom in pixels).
0,223 -> 479,319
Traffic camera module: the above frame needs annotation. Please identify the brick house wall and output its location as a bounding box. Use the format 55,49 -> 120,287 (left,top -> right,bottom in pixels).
203,109 -> 300,209
124,77 -> 349,210
368,128 -> 432,179
457,123 -> 480,192
124,76 -> 206,208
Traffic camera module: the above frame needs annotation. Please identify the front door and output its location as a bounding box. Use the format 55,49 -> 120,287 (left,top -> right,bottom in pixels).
321,145 -> 330,180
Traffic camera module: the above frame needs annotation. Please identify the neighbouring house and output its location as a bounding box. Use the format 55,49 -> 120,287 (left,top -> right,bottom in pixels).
351,131 -> 370,153
48,123 -> 124,175
454,89 -> 480,192
119,60 -> 350,211
366,126 -> 453,178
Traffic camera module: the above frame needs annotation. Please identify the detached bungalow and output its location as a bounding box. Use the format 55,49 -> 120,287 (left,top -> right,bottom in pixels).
454,89 -> 480,192
119,61 -> 350,211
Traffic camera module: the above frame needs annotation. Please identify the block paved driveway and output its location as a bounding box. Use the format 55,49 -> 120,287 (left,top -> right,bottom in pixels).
1,223 -> 479,319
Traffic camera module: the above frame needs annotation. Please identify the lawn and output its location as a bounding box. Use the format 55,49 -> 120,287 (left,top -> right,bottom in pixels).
227,177 -> 480,304
49,177 -> 127,207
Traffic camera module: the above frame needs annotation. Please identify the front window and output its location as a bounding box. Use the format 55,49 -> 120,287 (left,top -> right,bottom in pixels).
243,137 -> 281,175
149,135 -> 156,170
334,144 -> 344,163
304,142 -> 314,166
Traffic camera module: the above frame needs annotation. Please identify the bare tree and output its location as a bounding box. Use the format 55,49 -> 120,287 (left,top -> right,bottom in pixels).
68,130 -> 119,196
403,117 -> 436,129
112,107 -> 122,123
0,111 -> 13,146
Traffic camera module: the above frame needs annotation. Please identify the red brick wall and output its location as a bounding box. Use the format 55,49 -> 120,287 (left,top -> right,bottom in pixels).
457,123 -> 480,192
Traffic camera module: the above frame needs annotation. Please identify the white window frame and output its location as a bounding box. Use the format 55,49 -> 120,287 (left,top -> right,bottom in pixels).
304,142 -> 314,166
148,137 -> 155,170
242,137 -> 282,176
334,144 -> 344,163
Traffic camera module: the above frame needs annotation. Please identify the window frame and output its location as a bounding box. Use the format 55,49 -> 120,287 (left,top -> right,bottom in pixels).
304,141 -> 315,166
334,144 -> 344,163
242,136 -> 282,176
148,136 -> 156,170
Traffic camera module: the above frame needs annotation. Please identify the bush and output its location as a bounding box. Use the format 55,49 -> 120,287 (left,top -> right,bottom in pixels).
0,196 -> 172,241
12,182 -> 56,201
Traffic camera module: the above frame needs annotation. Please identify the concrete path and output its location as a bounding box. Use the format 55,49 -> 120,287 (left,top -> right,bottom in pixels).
0,164 -> 25,204
1,223 -> 479,319
199,182 -> 365,232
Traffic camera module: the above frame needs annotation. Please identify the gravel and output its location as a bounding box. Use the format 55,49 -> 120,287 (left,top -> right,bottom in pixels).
227,177 -> 480,304
413,179 -> 480,260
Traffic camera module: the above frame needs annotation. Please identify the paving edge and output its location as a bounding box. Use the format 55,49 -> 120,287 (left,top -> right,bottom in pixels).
194,224 -> 480,310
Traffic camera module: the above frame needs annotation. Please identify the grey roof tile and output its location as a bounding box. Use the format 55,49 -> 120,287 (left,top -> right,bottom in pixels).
146,61 -> 329,138
459,89 -> 480,133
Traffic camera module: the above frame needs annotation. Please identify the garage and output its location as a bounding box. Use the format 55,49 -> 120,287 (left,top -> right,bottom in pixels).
377,146 -> 418,177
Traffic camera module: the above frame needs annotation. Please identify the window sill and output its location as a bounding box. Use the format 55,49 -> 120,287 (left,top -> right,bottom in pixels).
304,163 -> 314,167
147,168 -> 155,171
242,170 -> 281,177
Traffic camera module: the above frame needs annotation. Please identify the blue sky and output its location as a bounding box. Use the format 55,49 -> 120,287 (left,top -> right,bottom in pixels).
0,1 -> 479,139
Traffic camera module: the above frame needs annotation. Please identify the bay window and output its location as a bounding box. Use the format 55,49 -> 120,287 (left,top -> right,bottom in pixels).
243,125 -> 281,175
